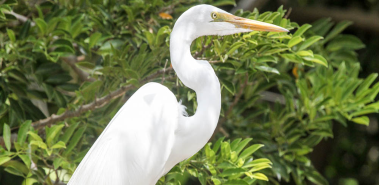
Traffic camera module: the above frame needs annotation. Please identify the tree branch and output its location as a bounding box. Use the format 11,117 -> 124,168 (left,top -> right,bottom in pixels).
193,41 -> 213,59
3,10 -> 35,26
31,67 -> 172,130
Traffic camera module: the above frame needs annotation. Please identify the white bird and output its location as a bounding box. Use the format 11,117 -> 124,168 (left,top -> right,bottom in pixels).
68,4 -> 287,185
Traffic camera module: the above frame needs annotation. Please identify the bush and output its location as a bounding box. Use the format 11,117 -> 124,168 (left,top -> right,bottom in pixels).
0,0 -> 377,184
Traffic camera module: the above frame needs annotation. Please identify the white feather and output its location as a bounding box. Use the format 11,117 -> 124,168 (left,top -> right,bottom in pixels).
68,83 -> 180,185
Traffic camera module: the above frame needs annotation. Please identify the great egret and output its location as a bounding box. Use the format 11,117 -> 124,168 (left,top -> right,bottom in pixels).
68,4 -> 287,185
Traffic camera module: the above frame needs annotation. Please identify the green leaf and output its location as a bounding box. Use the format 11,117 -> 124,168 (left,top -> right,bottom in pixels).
144,31 -> 155,47
76,61 -> 95,69
51,141 -> 66,149
356,73 -> 378,97
234,138 -> 252,155
239,144 -> 264,159
305,170 -> 329,185
205,143 -> 216,162
256,56 -> 277,63
303,54 -> 328,67
0,156 -> 12,166
89,32 -> 102,48
293,24 -> 312,37
64,126 -> 86,155
5,166 -> 24,177
27,131 -> 43,142
250,172 -> 269,181
3,124 -> 11,151
45,74 -> 72,84
23,178 -> 38,185
230,138 -> 242,151
298,36 -> 323,50
264,48 -> 288,55
3,0 -> 18,5
46,124 -> 64,147
52,39 -> 73,49
53,158 -> 63,169
224,179 -> 249,185
221,142 -> 231,160
214,62 -> 235,70
243,158 -> 272,168
58,83 -> 80,91
6,28 -> 16,42
288,36 -> 303,48
367,101 -> 379,110
323,20 -> 353,44
30,140 -> 47,149
17,120 -> 31,145
8,70 -> 28,84
281,53 -> 304,64
212,0 -> 236,6
227,42 -> 246,55
35,63 -> 61,74
211,177 -> 222,185
255,65 -> 280,74
155,26 -> 171,46
198,172 -> 206,185
212,137 -> 225,153
352,116 -> 369,126
326,35 -> 365,51
297,50 -> 314,57
3,160 -> 28,176
221,80 -> 235,95
34,18 -> 47,35
219,168 -> 245,177
18,155 -> 30,169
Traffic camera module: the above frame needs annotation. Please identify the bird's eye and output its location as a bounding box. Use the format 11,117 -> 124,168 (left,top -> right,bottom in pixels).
211,12 -> 217,19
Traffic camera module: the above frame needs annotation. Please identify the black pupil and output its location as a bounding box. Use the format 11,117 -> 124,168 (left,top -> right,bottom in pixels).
213,13 -> 216,18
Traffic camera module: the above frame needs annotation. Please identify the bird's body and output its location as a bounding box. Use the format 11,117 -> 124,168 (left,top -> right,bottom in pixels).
68,83 -> 180,184
68,4 -> 287,185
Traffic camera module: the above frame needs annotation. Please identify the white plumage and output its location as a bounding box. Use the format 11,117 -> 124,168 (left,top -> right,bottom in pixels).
68,83 -> 180,184
68,4 -> 287,185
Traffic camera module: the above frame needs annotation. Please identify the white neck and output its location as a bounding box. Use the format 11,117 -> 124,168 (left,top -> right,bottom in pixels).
167,25 -> 221,165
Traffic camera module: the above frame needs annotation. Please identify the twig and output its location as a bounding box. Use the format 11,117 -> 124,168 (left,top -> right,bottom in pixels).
3,10 -> 35,26
161,59 -> 169,83
284,7 -> 292,19
61,56 -> 96,82
193,42 -> 212,59
219,127 -> 229,137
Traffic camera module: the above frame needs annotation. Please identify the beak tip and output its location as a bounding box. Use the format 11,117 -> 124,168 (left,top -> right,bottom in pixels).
279,27 -> 289,32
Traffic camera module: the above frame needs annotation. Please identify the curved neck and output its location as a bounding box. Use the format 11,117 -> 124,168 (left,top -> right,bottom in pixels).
169,27 -> 221,156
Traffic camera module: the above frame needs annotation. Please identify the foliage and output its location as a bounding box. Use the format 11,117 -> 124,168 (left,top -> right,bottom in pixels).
0,0 -> 377,184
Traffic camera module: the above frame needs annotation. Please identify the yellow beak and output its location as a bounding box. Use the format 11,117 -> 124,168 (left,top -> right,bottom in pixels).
214,12 -> 289,32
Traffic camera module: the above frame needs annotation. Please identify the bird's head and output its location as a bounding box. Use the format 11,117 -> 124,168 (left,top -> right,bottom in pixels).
173,4 -> 288,40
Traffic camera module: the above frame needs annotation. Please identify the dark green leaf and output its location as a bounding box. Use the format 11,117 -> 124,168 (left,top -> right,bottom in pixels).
255,65 -> 280,74
298,36 -> 323,50
239,144 -> 264,159
323,21 -> 353,44
6,28 -> 15,42
288,36 -> 303,48
34,18 -> 47,35
293,24 -> 312,37
3,124 -> 11,151
17,120 -> 31,146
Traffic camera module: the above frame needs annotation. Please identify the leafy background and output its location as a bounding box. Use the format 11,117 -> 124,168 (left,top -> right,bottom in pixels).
0,0 -> 378,184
